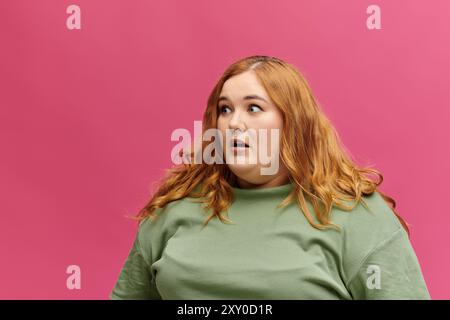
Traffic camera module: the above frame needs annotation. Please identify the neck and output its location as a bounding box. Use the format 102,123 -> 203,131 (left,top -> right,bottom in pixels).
236,175 -> 291,190
232,180 -> 294,199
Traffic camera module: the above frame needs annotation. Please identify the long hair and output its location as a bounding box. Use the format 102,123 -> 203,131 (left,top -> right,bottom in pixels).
131,55 -> 410,237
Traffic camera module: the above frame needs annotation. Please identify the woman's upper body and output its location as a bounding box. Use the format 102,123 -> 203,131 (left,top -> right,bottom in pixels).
111,55 -> 430,300
110,181 -> 430,300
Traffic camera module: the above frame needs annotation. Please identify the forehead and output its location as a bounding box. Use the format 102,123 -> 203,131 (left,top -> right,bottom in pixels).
220,71 -> 269,100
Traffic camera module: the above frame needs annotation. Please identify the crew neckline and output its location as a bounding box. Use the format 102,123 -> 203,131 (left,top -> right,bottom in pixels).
232,181 -> 294,197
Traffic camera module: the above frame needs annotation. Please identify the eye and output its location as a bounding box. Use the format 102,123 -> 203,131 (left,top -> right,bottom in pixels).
219,105 -> 231,114
249,104 -> 263,113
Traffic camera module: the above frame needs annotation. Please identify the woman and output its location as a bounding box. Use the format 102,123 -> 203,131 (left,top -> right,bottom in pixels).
110,55 -> 430,300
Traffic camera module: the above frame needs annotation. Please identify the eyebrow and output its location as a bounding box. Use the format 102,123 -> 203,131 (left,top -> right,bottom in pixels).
218,95 -> 269,104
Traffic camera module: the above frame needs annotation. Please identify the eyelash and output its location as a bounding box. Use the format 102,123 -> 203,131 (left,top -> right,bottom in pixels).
218,104 -> 263,114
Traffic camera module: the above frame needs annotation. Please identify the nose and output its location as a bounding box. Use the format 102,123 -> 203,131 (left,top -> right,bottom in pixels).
228,110 -> 246,132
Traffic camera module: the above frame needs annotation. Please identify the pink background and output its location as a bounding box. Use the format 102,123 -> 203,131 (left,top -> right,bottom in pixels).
0,0 -> 449,299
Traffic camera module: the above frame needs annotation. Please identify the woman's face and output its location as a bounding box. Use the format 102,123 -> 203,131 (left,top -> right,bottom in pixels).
216,70 -> 290,188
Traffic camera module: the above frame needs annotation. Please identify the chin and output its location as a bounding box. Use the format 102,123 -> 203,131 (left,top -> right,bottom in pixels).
227,164 -> 259,178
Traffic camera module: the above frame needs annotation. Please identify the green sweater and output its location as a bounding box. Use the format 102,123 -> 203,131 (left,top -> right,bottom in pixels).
110,182 -> 430,299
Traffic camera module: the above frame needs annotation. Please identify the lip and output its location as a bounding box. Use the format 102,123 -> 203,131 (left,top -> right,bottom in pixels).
230,138 -> 250,149
230,146 -> 249,154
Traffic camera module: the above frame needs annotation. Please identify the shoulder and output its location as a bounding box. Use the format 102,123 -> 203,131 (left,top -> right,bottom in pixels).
136,195 -> 204,250
333,190 -> 404,237
330,190 -> 407,283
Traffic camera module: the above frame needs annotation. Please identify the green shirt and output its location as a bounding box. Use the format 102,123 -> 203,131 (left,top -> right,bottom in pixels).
110,182 -> 430,299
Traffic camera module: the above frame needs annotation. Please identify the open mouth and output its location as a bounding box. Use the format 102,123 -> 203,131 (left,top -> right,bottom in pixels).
231,139 -> 249,148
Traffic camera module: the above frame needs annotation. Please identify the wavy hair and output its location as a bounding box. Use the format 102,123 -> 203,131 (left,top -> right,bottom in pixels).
131,55 -> 410,236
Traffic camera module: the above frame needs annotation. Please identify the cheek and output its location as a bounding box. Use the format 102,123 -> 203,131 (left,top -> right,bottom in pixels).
216,121 -> 226,139
216,117 -> 227,131
253,114 -> 283,150
252,113 -> 283,133
215,121 -> 227,147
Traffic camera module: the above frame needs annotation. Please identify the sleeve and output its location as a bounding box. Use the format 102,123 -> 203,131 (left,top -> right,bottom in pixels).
109,227 -> 162,300
347,227 -> 431,300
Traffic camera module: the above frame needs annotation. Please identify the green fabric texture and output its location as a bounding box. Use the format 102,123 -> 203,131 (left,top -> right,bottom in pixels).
110,182 -> 430,300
